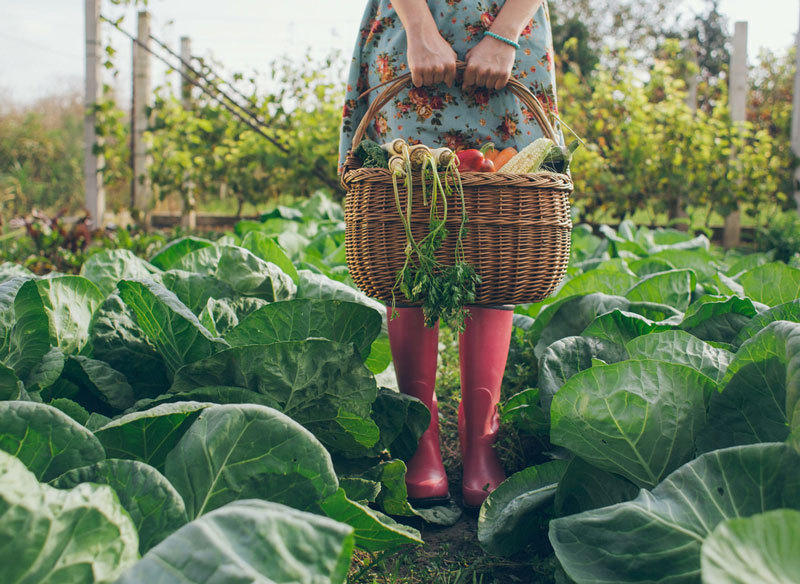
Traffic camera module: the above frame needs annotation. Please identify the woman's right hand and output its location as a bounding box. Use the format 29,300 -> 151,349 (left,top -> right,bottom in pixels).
406,28 -> 457,88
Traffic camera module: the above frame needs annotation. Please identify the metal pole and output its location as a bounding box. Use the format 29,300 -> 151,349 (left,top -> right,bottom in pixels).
132,11 -> 152,220
723,21 -> 747,248
84,0 -> 105,228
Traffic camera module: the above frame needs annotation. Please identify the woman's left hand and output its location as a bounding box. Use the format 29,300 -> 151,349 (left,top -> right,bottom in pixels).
462,35 -> 517,90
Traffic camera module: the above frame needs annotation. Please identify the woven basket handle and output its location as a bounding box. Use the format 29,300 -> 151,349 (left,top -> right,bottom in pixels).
348,61 -> 557,161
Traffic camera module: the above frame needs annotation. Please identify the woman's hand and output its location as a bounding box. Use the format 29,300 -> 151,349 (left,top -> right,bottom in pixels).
462,35 -> 517,90
406,28 -> 457,88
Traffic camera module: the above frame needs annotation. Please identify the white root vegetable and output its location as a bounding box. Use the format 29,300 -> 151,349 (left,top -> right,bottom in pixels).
430,147 -> 455,166
381,138 -> 407,156
408,144 -> 434,168
388,155 -> 406,175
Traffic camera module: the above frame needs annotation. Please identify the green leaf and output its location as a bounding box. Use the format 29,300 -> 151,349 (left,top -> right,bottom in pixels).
89,293 -> 170,399
130,386 -> 276,411
159,270 -> 235,314
0,364 -> 23,400
48,355 -> 135,414
0,278 -> 26,359
225,298 -> 381,362
339,478 -> 381,503
370,388 -> 429,459
698,321 -> 800,452
733,299 -> 800,347
94,401 -> 212,471
649,247 -> 718,280
790,401 -> 800,455
701,509 -> 800,584
477,460 -> 568,556
539,336 -> 628,415
549,443 -> 800,584
558,269 -> 638,298
357,459 -> 462,526
319,488 -> 422,552
739,262 -> 800,306
241,230 -> 300,283
3,280 -> 50,381
0,450 -> 138,584
582,309 -> 673,346
297,269 -> 387,329
625,269 -> 696,311
51,458 -> 188,554
80,248 -> 161,296
116,500 -> 353,584
35,276 -> 104,354
500,388 -> 550,435
726,251 -> 773,276
198,297 -> 239,337
26,347 -> 65,392
554,456 -> 639,516
551,360 -> 715,488
0,262 -> 34,284
679,295 -> 757,343
627,257 -> 675,277
148,236 -> 213,270
171,340 -> 379,454
173,245 -> 296,300
365,334 -> 392,374
165,403 -> 339,519
47,398 -> 90,425
530,293 -> 631,358
0,401 -> 105,482
118,279 -> 227,376
626,330 -> 733,382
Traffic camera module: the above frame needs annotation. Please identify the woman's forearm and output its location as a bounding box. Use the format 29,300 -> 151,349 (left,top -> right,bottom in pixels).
490,0 -> 544,41
393,0 -> 457,87
392,0 -> 438,41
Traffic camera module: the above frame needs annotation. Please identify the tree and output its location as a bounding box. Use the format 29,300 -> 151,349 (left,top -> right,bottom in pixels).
549,0 -> 684,67
685,0 -> 730,111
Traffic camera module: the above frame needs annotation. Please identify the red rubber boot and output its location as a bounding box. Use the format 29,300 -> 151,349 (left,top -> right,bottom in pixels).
458,306 -> 513,508
387,306 -> 449,503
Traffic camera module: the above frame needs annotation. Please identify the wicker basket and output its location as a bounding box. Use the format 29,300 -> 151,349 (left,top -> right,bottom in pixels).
341,64 -> 573,306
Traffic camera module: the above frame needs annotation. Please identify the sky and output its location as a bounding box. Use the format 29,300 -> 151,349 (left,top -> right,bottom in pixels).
0,0 -> 798,105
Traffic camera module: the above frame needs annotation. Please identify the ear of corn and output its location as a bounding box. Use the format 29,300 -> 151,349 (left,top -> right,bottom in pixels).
498,138 -> 554,174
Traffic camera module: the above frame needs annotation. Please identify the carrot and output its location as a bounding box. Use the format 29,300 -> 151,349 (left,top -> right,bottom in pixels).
493,147 -> 518,170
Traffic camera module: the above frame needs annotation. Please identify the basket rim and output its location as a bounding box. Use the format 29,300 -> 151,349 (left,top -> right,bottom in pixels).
342,164 -> 574,192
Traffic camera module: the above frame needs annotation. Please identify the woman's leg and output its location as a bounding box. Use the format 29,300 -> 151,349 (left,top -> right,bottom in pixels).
458,306 -> 514,507
387,305 -> 449,502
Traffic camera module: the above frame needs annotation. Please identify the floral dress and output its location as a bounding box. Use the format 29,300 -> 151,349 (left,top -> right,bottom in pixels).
338,0 -> 559,172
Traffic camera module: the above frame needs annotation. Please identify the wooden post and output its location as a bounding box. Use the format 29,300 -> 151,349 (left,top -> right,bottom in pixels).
723,21 -> 747,249
685,39 -> 700,112
132,11 -> 152,222
791,9 -> 800,211
179,35 -> 196,229
180,36 -> 193,109
84,0 -> 105,228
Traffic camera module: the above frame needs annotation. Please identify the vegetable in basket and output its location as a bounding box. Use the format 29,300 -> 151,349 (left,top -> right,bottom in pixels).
484,144 -> 518,170
354,138 -> 389,168
389,142 -> 480,330
497,137 -> 554,174
455,143 -> 496,172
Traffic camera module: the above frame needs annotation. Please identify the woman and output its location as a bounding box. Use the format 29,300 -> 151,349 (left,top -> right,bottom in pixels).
338,0 -> 558,508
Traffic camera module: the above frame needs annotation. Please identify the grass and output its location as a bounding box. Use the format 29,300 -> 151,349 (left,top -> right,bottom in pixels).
346,324 -> 558,584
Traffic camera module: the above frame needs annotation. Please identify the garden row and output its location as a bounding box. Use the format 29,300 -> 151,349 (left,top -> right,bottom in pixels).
1,194 -> 799,583
489,220 -> 800,583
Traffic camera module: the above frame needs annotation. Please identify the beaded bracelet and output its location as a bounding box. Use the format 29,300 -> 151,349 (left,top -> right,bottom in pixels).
483,30 -> 520,50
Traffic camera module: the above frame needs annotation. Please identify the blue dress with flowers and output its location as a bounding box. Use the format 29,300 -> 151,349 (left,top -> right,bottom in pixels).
338,0 -> 559,171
